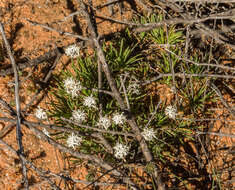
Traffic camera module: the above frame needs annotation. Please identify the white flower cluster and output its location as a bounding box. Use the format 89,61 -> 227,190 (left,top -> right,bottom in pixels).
64,77 -> 82,98
112,112 -> 126,125
127,82 -> 140,95
72,109 -> 86,123
113,143 -> 129,159
141,128 -> 156,141
97,116 -> 111,130
165,105 -> 177,120
83,95 -> 97,109
67,133 -> 82,149
65,44 -> 80,58
35,106 -> 47,120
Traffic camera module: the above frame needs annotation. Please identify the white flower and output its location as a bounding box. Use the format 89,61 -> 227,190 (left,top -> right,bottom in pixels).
42,128 -> 50,137
35,106 -> 47,120
83,95 -> 97,108
127,82 -> 140,95
112,112 -> 126,125
165,105 -> 177,120
67,133 -> 82,149
64,77 -> 82,98
141,128 -> 156,141
97,116 -> 111,130
72,109 -> 86,123
113,143 -> 129,159
65,44 -> 80,58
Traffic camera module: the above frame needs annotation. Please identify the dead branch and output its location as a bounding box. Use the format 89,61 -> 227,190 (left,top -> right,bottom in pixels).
211,83 -> 235,118
26,19 -> 89,41
196,131 -> 235,138
142,73 -> 235,85
134,13 -> 235,33
0,48 -> 58,76
77,0 -> 165,189
0,23 -> 28,189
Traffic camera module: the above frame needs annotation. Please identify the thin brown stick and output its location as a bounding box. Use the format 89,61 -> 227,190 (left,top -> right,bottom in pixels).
196,131 -> 235,138
142,73 -> 235,85
0,98 -> 16,116
161,47 -> 235,71
96,0 -> 122,9
22,49 -> 61,113
61,117 -> 135,137
134,13 -> 235,33
211,83 -> 235,118
77,1 -> 165,189
0,23 -> 28,189
0,48 -> 59,76
26,19 -> 89,41
0,117 -> 135,137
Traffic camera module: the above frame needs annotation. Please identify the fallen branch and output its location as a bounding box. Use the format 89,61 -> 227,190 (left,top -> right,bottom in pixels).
0,23 -> 28,189
77,0 -> 165,189
142,73 -> 235,85
26,19 -> 89,41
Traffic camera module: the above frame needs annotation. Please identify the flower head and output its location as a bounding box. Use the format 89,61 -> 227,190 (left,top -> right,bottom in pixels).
113,143 -> 129,159
141,128 -> 156,141
127,82 -> 140,95
65,44 -> 80,58
165,105 -> 177,120
83,95 -> 97,109
72,109 -> 86,123
97,116 -> 111,130
112,112 -> 126,125
35,106 -> 47,120
42,128 -> 50,137
64,77 -> 82,98
67,133 -> 82,149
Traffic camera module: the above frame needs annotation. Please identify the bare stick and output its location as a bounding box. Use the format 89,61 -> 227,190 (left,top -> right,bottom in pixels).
120,75 -> 130,110
22,50 -> 61,113
91,132 -> 113,154
90,88 -> 114,96
135,0 -> 153,13
77,1 -> 165,189
84,1 -> 137,26
0,117 -> 135,137
134,13 -> 235,33
161,47 -> 235,71
0,23 -> 28,189
26,19 -> 89,41
0,23 -> 22,152
142,73 -> 235,85
166,23 -> 178,103
196,131 -> 235,138
211,83 -> 235,118
96,0 -> 122,9
61,117 -> 135,137
145,100 -> 162,128
0,97 -> 16,116
0,123 -> 16,138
